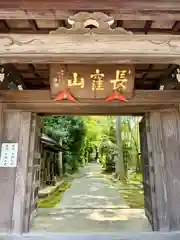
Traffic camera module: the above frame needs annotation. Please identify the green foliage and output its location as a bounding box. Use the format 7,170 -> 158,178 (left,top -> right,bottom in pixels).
43,115 -> 142,179
98,117 -> 117,172
117,116 -> 143,180
122,142 -> 132,181
43,116 -> 86,174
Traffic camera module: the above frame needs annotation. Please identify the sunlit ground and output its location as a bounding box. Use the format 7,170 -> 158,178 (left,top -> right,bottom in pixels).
32,163 -> 151,233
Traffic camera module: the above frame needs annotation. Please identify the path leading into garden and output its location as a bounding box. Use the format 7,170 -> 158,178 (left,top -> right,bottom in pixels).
31,163 -> 151,232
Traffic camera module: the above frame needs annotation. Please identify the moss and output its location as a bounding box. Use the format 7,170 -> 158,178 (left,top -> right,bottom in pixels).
109,173 -> 144,209
118,174 -> 144,208
38,182 -> 71,208
119,185 -> 144,208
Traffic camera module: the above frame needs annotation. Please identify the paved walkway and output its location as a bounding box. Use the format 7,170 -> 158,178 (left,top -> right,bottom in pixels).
31,163 -> 151,232
58,163 -> 128,209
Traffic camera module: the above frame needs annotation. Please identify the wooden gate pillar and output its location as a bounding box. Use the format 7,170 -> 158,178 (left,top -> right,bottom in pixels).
0,107 -> 39,234
144,108 -> 180,231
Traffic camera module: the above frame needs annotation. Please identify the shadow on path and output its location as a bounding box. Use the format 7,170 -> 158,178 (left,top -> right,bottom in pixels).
31,163 -> 151,232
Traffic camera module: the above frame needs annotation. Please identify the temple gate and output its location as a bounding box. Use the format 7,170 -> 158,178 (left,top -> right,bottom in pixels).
0,0 -> 180,239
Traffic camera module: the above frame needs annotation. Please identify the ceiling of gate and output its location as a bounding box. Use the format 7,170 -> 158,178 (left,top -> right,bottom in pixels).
0,19 -> 180,34
6,63 -> 176,90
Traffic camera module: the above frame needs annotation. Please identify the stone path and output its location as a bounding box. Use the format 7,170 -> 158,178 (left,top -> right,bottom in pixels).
58,163 -> 129,209
31,163 -> 151,232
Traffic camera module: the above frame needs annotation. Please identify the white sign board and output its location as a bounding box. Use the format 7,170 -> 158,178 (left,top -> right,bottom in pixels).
0,143 -> 18,167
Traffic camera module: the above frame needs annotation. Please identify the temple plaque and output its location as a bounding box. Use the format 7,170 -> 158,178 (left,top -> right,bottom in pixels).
50,64 -> 135,102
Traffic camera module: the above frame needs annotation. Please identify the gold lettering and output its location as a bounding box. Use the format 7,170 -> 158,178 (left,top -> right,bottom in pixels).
90,69 -> 105,91
110,70 -> 130,90
68,72 -> 84,88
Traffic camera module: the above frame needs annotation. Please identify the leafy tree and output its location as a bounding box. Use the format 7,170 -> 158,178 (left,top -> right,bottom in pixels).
43,116 -> 86,174
42,115 -> 142,180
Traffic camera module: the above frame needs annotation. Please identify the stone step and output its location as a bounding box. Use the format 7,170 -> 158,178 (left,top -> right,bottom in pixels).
31,208 -> 151,232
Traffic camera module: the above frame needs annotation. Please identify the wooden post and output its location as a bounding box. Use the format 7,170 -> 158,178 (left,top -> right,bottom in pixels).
12,112 -> 32,234
143,108 -> 180,231
23,113 -> 37,233
0,109 -> 41,234
0,109 -> 33,233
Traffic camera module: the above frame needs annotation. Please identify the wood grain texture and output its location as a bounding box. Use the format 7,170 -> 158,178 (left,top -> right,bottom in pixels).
1,0 -> 180,11
1,9 -> 180,21
23,113 -> 36,233
145,109 -> 180,231
139,116 -> 158,230
1,90 -> 180,114
149,112 -> 169,231
1,89 -> 180,103
12,112 -> 32,234
145,114 -> 159,230
0,34 -> 180,64
161,109 -> 180,230
1,0 -> 180,21
0,111 -> 21,232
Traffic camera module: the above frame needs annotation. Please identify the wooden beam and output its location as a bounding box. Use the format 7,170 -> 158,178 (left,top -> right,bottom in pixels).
2,0 -> 180,10
1,9 -> 180,21
1,0 -> 180,20
1,90 -> 180,115
0,27 -> 178,35
0,34 -> 180,64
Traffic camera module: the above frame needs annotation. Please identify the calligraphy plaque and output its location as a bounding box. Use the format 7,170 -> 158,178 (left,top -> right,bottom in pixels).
50,64 -> 135,100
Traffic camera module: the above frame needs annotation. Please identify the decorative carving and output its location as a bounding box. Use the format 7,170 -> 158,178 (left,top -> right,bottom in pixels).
0,36 -> 43,47
49,12 -> 132,35
172,67 -> 180,82
55,89 -> 77,103
104,91 -> 128,103
148,38 -> 180,48
69,12 -> 113,27
105,69 -> 130,103
175,68 -> 180,82
0,67 -> 5,82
